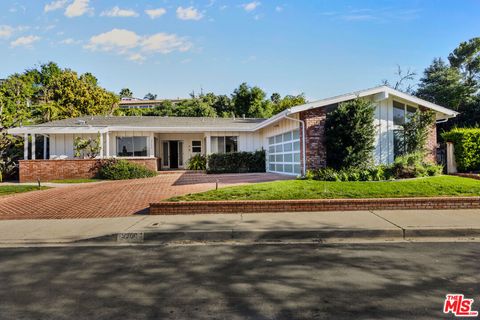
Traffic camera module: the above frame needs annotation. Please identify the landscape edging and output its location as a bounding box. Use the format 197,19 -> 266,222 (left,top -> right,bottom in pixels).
150,197 -> 480,215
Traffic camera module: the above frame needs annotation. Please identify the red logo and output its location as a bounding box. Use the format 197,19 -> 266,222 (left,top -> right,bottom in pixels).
443,294 -> 478,317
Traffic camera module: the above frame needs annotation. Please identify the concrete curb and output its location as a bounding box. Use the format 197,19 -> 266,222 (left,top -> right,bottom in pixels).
76,227 -> 480,245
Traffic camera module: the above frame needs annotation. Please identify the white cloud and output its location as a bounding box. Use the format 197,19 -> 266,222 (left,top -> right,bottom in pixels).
242,1 -> 260,12
176,6 -> 203,20
145,8 -> 166,19
85,29 -> 192,62
44,0 -> 67,13
85,29 -> 140,53
0,25 -> 14,38
101,6 -> 138,18
60,38 -> 81,45
10,35 -> 41,48
128,53 -> 146,63
65,0 -> 92,18
275,6 -> 283,12
141,33 -> 192,54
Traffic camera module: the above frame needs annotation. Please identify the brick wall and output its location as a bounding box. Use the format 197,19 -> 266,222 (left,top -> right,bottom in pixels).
19,158 -> 158,182
299,108 -> 327,170
150,197 -> 480,215
425,123 -> 437,163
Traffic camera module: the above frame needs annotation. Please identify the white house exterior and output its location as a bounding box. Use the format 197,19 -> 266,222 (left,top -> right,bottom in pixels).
9,86 -> 458,178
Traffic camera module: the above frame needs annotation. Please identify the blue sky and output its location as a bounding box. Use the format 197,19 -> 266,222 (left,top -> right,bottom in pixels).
1,0 -> 479,100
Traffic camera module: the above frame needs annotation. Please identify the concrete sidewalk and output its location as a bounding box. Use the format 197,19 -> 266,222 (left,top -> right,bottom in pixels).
0,209 -> 479,245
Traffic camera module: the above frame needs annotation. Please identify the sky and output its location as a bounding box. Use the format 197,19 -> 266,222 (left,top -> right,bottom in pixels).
1,0 -> 479,101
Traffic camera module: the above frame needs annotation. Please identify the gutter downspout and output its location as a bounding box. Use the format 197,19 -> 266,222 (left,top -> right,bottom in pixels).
284,110 -> 307,176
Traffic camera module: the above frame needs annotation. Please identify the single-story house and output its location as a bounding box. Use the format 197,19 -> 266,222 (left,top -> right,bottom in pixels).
8,86 -> 458,182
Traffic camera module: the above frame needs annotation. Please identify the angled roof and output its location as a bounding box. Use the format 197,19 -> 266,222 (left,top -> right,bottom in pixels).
8,116 -> 264,134
8,86 -> 459,135
255,85 -> 459,130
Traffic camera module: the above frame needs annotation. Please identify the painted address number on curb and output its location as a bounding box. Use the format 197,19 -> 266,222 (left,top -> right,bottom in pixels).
117,233 -> 144,243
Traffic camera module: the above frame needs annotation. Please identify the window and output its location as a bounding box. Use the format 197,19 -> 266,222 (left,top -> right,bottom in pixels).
393,101 -> 417,158
393,101 -> 406,126
192,141 -> 201,153
117,136 -> 148,157
211,136 -> 238,153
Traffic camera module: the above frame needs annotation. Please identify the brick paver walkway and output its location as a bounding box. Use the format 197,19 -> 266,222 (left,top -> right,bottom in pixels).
0,173 -> 291,220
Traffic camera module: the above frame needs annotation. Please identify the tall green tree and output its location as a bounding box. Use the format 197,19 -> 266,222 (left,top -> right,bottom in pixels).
448,37 -> 480,86
119,88 -> 133,98
231,83 -> 271,118
144,92 -> 157,100
325,99 -> 376,169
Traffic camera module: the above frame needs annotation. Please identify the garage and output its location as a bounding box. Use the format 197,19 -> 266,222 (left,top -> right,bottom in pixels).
267,129 -> 301,175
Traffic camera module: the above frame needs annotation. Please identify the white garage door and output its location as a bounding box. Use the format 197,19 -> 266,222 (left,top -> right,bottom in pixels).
267,129 -> 301,175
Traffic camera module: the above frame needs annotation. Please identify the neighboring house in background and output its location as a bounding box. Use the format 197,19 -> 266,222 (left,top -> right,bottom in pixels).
8,86 -> 458,182
119,97 -> 185,109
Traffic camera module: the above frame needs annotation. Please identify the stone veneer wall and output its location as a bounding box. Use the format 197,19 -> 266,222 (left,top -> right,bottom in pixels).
424,123 -> 438,163
19,158 -> 158,182
299,108 -> 327,171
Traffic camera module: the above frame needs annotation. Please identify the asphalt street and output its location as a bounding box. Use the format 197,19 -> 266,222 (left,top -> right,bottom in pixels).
0,242 -> 478,320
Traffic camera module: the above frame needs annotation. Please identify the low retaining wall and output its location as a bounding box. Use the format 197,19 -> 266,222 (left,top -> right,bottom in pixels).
150,197 -> 480,215
454,173 -> 480,180
19,158 -> 158,182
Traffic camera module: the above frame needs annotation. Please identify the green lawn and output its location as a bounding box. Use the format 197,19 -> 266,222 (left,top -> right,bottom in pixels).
168,175 -> 480,202
48,178 -> 103,184
0,185 -> 49,196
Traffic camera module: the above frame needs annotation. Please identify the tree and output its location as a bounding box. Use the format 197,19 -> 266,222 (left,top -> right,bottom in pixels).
325,99 -> 376,169
119,88 -> 133,98
448,37 -> 480,86
381,65 -> 416,93
416,58 -> 472,110
271,94 -> 307,115
231,83 -> 271,118
144,92 -> 157,100
401,110 -> 436,154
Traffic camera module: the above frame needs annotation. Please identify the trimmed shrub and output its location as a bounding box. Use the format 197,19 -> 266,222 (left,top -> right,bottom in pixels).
325,99 -> 376,169
442,128 -> 480,172
304,153 -> 443,181
207,150 -> 265,174
97,159 -> 157,180
187,154 -> 207,170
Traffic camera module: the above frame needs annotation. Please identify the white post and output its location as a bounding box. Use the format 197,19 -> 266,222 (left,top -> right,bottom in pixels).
24,133 -> 29,160
205,133 -> 211,155
43,135 -> 47,159
105,132 -> 110,158
149,132 -> 155,158
446,142 -> 458,174
31,134 -> 36,160
99,132 -> 104,158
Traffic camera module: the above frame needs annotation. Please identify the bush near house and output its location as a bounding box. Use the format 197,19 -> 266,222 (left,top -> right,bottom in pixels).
442,128 -> 480,172
97,159 -> 157,180
187,154 -> 207,170
207,150 -> 266,174
325,99 -> 376,169
306,153 -> 443,181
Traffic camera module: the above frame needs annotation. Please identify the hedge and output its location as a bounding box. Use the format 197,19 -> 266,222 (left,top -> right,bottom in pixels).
442,128 -> 480,172
97,159 -> 157,180
207,150 -> 266,174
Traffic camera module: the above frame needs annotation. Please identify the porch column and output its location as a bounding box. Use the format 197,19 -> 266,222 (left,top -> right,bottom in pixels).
105,132 -> 110,158
99,132 -> 104,158
149,132 -> 155,157
43,135 -> 47,159
24,133 -> 28,160
31,134 -> 36,160
205,133 -> 211,155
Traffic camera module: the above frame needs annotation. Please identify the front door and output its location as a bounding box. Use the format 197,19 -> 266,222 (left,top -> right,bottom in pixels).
169,141 -> 179,169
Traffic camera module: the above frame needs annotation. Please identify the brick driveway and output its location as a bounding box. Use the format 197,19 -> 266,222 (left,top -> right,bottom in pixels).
0,173 -> 292,220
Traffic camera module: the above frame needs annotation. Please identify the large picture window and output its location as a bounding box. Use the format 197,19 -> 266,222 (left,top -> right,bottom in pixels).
211,136 -> 238,154
393,101 -> 417,158
117,137 -> 148,157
